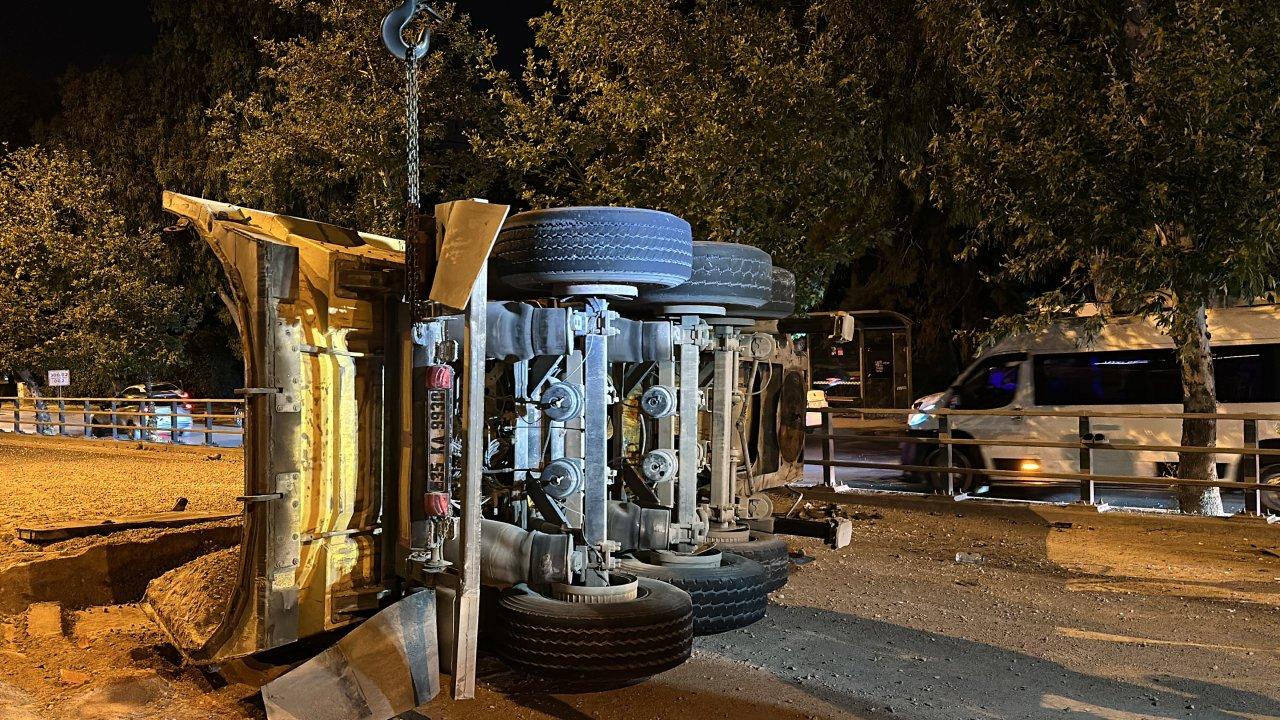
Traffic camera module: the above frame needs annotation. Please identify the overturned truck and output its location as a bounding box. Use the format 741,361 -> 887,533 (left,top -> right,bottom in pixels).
158,192 -> 821,717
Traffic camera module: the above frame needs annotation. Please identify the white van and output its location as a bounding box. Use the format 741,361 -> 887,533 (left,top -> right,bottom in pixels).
901,305 -> 1280,510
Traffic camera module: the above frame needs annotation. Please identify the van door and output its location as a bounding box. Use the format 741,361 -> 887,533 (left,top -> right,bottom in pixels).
946,354 -> 1029,486
1030,349 -> 1184,481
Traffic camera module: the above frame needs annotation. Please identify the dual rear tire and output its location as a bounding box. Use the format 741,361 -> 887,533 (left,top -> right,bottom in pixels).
493,576 -> 694,682
708,530 -> 790,593
618,552 -> 768,635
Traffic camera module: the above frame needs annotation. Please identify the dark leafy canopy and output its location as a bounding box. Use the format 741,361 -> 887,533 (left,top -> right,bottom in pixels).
212,0 -> 503,236
0,147 -> 185,394
926,0 -> 1280,514
482,0 -> 887,306
810,0 -> 1027,386
51,0 -> 290,232
927,0 -> 1280,329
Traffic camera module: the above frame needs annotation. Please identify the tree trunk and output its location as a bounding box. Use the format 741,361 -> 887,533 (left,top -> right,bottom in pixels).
1168,303 -> 1225,515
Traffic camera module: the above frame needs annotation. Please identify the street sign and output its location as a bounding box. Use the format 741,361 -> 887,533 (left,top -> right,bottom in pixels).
47,370 -> 70,388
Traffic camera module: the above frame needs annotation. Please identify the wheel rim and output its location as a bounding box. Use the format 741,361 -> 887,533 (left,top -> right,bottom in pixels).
550,573 -> 642,604
1262,468 -> 1280,513
926,448 -> 972,493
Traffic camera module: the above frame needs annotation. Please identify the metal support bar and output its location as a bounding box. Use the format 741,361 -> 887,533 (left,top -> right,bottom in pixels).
676,319 -> 701,528
581,303 -> 610,550
1244,418 -> 1261,516
1079,416 -> 1096,505
709,333 -> 737,524
452,265 -> 486,700
655,358 -> 677,507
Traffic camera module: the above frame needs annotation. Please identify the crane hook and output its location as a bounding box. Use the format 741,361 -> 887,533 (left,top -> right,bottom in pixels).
382,0 -> 441,61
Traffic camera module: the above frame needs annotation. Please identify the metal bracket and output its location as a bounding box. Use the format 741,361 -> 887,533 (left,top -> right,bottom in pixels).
234,387 -> 282,396
237,493 -> 284,503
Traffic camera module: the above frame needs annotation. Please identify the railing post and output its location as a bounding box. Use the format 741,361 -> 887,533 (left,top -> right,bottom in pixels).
110,401 -> 119,441
1243,418 -> 1261,516
11,399 -> 19,434
170,401 -> 179,444
822,411 -> 836,488
939,413 -> 954,495
56,390 -> 67,436
1079,415 -> 1096,505
83,400 -> 91,437
205,401 -> 215,446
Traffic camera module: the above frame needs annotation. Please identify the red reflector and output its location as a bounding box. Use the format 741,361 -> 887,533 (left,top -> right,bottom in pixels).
423,491 -> 451,517
425,365 -> 454,389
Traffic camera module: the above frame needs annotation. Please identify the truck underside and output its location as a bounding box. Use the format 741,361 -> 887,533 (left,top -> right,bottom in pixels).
157,192 -> 818,719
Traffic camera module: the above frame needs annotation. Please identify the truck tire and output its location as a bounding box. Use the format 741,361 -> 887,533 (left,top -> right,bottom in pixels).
492,207 -> 693,292
494,577 -> 693,681
637,241 -> 773,310
755,267 -> 796,319
709,532 -> 789,592
618,552 -> 768,635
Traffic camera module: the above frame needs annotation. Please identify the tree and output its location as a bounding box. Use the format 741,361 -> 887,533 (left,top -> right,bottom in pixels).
811,0 -> 1031,389
49,0 -> 292,232
0,146 -> 186,394
210,0 -> 502,237
927,0 -> 1280,513
482,0 -> 888,306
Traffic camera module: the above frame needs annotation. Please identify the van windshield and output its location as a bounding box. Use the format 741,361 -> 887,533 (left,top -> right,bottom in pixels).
952,355 -> 1023,409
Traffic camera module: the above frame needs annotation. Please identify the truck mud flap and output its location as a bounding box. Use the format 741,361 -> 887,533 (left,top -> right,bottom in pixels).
262,589 -> 439,720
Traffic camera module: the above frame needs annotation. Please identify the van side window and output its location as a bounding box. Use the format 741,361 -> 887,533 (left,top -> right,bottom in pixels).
952,355 -> 1022,409
1034,350 -> 1180,406
1035,344 -> 1280,406
1214,344 -> 1280,403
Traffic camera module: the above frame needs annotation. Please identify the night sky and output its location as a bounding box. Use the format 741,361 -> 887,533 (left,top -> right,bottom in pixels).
0,1 -> 550,145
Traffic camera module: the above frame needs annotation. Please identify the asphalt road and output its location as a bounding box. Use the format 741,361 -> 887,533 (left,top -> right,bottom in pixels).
802,436 -> 1252,514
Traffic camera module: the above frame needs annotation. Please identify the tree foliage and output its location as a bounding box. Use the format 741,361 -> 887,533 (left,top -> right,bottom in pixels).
482,0 -> 889,305
0,146 -> 185,394
927,0 -> 1280,512
929,0 -> 1280,325
50,0 -> 289,231
211,0 -> 502,236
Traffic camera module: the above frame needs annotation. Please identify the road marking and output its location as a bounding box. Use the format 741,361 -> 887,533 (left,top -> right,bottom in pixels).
1056,626 -> 1270,654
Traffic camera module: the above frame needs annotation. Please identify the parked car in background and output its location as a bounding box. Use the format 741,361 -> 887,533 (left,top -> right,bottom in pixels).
91,382 -> 194,440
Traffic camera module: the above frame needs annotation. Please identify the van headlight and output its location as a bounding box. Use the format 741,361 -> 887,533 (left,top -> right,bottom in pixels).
907,393 -> 944,429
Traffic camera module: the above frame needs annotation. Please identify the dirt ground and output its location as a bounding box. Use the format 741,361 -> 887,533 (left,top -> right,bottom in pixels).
0,434 -> 242,562
1,435 -> 1278,719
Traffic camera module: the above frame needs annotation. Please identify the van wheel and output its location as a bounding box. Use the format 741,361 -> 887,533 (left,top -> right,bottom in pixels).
493,577 -> 693,682
924,446 -> 982,494
1260,464 -> 1280,514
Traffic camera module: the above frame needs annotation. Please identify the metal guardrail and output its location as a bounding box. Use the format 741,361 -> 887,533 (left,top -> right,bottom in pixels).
809,405 -> 1279,517
0,396 -> 245,447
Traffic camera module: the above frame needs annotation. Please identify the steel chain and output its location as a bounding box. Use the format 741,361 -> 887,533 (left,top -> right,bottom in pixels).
404,46 -> 422,313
